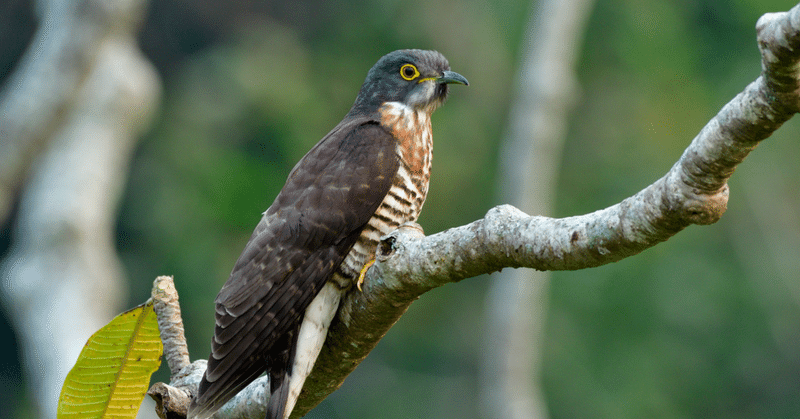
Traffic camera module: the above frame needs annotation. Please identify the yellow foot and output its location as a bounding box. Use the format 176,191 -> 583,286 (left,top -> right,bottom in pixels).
356,259 -> 376,291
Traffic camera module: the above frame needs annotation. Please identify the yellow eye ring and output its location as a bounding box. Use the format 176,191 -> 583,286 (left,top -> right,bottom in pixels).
400,64 -> 420,81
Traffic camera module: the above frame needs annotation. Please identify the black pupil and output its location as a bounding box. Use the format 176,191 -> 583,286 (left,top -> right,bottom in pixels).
404,66 -> 414,77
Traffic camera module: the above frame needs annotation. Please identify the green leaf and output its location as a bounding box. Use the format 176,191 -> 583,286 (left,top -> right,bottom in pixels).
58,300 -> 163,418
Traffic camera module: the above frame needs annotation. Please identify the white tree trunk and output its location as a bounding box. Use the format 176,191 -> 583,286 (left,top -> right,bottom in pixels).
0,0 -> 160,417
483,0 -> 596,416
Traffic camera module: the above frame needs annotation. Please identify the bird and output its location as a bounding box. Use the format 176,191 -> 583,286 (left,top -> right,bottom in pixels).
188,49 -> 468,419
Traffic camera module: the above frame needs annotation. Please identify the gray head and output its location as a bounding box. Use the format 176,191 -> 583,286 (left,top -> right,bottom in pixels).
349,49 -> 468,117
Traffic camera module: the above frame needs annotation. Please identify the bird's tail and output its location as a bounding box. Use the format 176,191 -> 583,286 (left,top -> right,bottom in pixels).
267,369 -> 292,419
264,326 -> 298,419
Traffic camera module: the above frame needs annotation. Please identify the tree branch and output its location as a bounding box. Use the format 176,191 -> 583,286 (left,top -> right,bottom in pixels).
154,3 -> 800,418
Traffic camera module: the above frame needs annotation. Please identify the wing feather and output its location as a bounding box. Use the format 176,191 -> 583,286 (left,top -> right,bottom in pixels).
189,118 -> 399,418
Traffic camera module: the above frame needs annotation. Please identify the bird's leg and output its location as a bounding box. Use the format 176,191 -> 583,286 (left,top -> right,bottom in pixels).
356,259 -> 376,291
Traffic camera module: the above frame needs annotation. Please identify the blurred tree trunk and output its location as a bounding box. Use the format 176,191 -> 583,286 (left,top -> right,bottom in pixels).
481,0 -> 595,417
0,0 -> 160,417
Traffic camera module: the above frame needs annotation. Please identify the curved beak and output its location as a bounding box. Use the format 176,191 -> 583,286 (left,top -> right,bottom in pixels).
438,70 -> 469,86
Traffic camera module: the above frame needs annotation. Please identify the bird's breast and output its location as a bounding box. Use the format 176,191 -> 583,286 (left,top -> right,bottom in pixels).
330,102 -> 433,289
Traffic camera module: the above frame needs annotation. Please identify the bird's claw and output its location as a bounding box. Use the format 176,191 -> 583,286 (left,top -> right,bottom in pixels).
356,259 -> 376,291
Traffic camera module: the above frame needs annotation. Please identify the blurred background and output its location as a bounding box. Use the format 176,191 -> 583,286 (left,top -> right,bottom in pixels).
1,0 -> 799,418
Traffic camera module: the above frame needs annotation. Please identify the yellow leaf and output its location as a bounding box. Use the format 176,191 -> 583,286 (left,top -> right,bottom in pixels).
58,300 -> 163,418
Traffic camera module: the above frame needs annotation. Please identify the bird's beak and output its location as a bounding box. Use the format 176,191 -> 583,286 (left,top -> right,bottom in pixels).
437,70 -> 469,86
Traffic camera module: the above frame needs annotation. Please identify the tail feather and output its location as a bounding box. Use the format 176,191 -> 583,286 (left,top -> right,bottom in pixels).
190,326 -> 297,419
188,361 -> 266,419
267,370 -> 292,419
265,326 -> 298,419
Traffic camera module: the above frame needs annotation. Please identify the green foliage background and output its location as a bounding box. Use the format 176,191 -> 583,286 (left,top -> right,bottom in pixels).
2,0 -> 799,418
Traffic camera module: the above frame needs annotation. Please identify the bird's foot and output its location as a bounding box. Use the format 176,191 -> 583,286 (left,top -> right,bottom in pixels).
356,259 -> 376,291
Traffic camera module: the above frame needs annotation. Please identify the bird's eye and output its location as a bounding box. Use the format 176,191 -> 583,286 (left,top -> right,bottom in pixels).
400,64 -> 419,81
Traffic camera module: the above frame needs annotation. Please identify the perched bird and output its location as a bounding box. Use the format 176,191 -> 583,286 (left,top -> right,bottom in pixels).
188,49 -> 468,419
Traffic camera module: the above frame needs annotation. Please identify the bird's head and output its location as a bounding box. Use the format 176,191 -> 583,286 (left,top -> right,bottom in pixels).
349,49 -> 468,116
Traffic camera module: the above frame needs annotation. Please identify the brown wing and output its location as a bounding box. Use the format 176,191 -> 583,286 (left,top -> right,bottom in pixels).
189,119 -> 399,417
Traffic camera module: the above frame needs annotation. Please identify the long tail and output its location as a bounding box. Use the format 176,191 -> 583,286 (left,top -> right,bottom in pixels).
267,369 -> 292,419
265,327 -> 298,419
